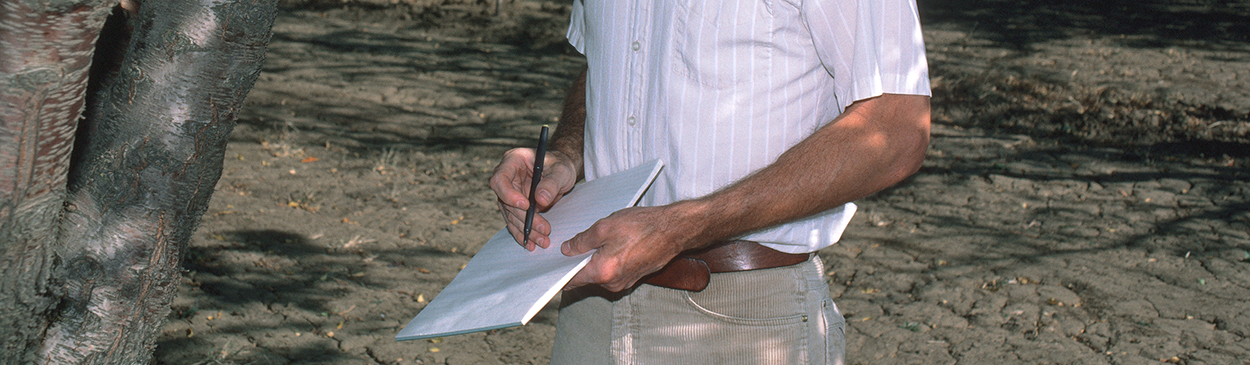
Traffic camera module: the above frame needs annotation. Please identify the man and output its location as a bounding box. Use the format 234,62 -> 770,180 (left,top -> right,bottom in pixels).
490,0 -> 930,363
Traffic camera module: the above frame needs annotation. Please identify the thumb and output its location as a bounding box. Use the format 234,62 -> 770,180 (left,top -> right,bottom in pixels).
536,159 -> 577,208
534,185 -> 556,209
561,230 -> 600,256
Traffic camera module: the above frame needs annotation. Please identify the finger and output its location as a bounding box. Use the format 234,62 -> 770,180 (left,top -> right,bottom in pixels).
529,215 -> 553,249
489,149 -> 536,209
492,176 -> 531,211
500,199 -> 544,251
534,212 -> 553,234
513,205 -> 557,246
498,200 -> 524,236
515,216 -> 548,250
499,197 -> 557,250
564,253 -> 637,293
563,255 -> 599,290
499,200 -> 527,228
499,194 -> 548,231
502,217 -> 534,251
497,200 -> 513,229
500,211 -> 530,251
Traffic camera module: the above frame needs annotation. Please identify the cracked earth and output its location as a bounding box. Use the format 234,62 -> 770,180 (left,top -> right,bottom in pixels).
154,1 -> 1249,364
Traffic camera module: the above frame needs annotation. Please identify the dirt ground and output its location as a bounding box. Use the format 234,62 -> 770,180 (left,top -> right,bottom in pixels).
153,1 -> 1250,364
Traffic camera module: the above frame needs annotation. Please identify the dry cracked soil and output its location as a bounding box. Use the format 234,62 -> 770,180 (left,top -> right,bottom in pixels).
154,1 -> 1250,364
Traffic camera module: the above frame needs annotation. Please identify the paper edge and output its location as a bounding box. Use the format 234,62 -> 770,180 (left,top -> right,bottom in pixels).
519,254 -> 592,325
395,321 -> 522,341
830,202 -> 857,244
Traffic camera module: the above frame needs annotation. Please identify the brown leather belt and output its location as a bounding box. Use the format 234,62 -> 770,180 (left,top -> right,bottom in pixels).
641,240 -> 811,292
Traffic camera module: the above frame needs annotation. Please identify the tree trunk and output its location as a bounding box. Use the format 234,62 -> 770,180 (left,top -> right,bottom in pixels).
1,1 -> 115,362
0,0 -> 277,363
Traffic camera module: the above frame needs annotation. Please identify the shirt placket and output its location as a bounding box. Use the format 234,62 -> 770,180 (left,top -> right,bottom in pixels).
625,1 -> 647,166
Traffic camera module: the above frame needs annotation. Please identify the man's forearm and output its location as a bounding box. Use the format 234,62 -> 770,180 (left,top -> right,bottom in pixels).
549,67 -> 587,179
674,93 -> 931,249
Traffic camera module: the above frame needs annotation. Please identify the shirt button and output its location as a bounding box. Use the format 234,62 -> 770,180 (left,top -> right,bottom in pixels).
627,116 -> 637,126
631,41 -> 641,51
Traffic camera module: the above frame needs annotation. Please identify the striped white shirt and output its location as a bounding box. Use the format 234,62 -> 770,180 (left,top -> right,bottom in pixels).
567,0 -> 931,253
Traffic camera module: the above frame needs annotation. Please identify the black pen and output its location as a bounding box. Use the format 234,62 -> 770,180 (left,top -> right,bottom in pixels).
522,125 -> 549,248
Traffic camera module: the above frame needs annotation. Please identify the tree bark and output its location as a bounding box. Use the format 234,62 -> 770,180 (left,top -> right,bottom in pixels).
0,0 -> 277,363
1,1 -> 115,362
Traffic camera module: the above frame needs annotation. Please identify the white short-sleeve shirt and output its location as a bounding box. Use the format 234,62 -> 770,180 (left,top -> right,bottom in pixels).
566,0 -> 931,253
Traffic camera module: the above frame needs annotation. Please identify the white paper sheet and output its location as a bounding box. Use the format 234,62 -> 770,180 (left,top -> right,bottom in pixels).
396,159 -> 664,341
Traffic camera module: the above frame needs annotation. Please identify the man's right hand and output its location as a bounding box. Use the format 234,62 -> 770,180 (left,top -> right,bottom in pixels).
489,148 -> 579,251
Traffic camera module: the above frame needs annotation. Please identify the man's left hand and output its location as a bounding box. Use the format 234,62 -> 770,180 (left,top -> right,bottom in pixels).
560,203 -> 706,292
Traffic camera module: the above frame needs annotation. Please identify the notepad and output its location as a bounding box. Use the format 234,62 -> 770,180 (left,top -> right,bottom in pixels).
396,159 -> 664,341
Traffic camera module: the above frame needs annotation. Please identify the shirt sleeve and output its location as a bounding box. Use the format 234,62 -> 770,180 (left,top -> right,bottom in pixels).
801,0 -> 931,111
566,0 -> 587,54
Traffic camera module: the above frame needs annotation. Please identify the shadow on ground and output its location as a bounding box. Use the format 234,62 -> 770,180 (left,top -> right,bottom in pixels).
921,0 -> 1250,51
156,1 -> 1250,364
